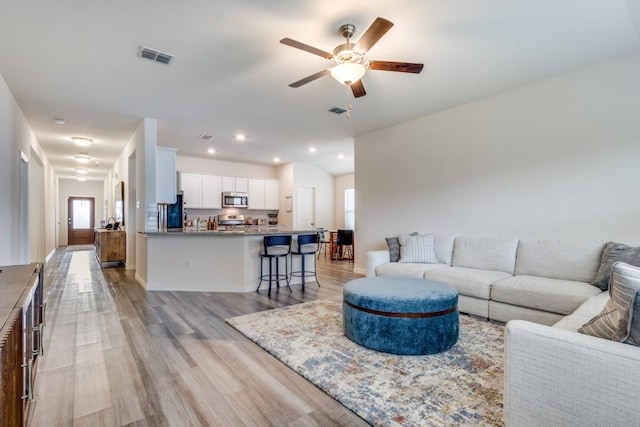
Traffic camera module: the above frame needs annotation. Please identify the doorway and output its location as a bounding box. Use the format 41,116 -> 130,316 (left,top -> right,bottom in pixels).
67,197 -> 95,245
296,186 -> 316,229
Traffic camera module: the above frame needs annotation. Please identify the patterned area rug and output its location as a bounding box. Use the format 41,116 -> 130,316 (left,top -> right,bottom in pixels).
226,299 -> 505,426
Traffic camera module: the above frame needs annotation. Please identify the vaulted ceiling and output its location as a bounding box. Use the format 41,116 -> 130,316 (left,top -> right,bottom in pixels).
1,1 -> 639,179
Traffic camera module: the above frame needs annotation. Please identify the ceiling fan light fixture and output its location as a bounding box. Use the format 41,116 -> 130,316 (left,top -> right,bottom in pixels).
330,63 -> 366,86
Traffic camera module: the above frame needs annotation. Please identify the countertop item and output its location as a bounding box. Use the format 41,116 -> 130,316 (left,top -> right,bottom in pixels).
142,226 -> 303,236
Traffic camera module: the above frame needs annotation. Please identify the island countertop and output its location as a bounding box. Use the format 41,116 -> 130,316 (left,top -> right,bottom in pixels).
140,228 -> 321,293
142,227 -> 314,236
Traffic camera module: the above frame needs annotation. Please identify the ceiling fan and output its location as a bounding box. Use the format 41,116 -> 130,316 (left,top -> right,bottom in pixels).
280,17 -> 423,98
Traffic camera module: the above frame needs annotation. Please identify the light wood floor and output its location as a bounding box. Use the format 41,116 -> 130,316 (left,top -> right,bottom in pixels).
28,247 -> 367,426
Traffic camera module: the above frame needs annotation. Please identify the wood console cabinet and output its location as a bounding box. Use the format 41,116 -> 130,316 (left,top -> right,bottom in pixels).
94,229 -> 126,266
0,263 -> 44,426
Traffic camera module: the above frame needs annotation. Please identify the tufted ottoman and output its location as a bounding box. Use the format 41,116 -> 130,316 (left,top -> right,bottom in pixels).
343,277 -> 459,355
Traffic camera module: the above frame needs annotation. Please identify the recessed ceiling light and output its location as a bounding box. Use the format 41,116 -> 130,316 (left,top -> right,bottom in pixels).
273,157 -> 280,163
207,148 -> 215,154
235,134 -> 246,141
71,136 -> 92,147
308,147 -> 317,153
74,155 -> 90,164
53,118 -> 65,125
338,154 -> 345,160
76,176 -> 87,182
76,168 -> 88,174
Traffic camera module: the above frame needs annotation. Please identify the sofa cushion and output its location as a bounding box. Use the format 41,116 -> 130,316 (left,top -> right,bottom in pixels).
579,262 -> 640,344
425,267 -> 512,300
492,275 -> 602,316
591,242 -> 640,291
514,238 -> 604,283
553,291 -> 609,332
432,233 -> 456,265
452,236 -> 519,274
399,233 -> 437,263
375,262 -> 448,278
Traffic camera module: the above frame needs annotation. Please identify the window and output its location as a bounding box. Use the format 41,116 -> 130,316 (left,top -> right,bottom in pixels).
345,188 -> 355,230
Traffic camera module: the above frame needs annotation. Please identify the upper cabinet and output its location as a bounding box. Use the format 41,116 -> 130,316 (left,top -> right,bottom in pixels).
156,147 -> 178,204
180,172 -> 278,210
178,172 -> 202,208
264,180 -> 280,210
222,176 -> 248,193
201,175 -> 222,209
248,179 -> 265,209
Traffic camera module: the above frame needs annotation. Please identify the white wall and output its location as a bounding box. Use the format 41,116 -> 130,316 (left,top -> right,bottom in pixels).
335,174 -> 354,230
0,73 -> 56,265
355,52 -> 640,271
177,155 -> 277,179
57,179 -> 104,246
292,163 -> 335,230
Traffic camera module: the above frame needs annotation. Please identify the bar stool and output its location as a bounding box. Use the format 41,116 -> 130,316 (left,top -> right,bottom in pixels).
290,233 -> 321,291
257,235 -> 292,297
334,229 -> 354,261
316,228 -> 330,259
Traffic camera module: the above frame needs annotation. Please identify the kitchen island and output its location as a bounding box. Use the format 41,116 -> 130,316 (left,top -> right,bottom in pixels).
140,228 -> 318,292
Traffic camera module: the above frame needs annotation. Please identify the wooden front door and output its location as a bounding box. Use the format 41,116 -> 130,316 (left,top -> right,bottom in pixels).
67,197 -> 95,245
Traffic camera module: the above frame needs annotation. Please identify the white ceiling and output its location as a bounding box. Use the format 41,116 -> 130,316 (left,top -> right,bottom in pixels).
1,1 -> 639,179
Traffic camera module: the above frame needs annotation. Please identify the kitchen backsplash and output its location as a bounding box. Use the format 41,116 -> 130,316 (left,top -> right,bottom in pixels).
184,207 -> 277,223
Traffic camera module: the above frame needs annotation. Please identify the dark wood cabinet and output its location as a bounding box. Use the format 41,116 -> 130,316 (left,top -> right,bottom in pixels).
0,263 -> 44,426
94,229 -> 126,266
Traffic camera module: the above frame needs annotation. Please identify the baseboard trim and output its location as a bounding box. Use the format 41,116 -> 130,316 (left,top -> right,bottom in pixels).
134,273 -> 147,289
45,248 -> 56,263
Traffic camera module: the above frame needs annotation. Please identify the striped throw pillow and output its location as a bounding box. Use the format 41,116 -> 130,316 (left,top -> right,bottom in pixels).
579,262 -> 640,345
398,233 -> 438,264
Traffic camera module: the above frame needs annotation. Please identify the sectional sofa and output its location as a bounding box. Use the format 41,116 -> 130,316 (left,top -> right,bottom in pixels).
366,234 -> 605,325
366,234 -> 640,426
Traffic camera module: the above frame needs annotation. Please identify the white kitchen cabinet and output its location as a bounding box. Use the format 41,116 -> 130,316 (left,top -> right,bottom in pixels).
235,177 -> 248,193
264,180 -> 280,210
156,147 -> 177,204
178,172 -> 202,208
222,176 -> 249,193
201,175 -> 222,209
248,179 -> 265,209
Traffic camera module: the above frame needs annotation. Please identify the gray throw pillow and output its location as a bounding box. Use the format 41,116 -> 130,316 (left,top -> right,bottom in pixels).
385,237 -> 401,262
579,262 -> 640,345
386,232 -> 419,263
591,242 -> 640,291
624,292 -> 640,346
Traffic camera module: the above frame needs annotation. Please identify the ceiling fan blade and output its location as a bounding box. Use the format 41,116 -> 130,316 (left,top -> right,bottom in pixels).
350,80 -> 366,98
280,38 -> 333,59
369,60 -> 424,74
289,69 -> 330,88
354,17 -> 394,53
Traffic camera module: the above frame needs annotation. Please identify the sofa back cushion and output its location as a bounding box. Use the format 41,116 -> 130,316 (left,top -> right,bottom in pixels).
433,234 -> 456,265
452,236 -> 519,274
515,238 -> 604,282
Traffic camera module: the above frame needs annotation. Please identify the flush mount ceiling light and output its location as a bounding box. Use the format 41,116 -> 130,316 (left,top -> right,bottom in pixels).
308,147 -> 317,153
76,176 -> 87,182
235,134 -> 246,141
207,148 -> 216,154
273,157 -> 280,163
71,136 -> 92,147
76,168 -> 88,174
338,154 -> 345,160
74,155 -> 90,164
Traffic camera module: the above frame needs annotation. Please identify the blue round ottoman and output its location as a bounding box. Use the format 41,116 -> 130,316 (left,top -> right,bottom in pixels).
343,277 -> 459,355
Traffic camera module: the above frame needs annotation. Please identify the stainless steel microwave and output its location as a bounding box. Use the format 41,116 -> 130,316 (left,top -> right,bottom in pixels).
222,192 -> 248,208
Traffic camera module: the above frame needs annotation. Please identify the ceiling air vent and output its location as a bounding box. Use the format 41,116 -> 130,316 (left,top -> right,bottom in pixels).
138,46 -> 174,65
199,134 -> 214,141
329,106 -> 349,115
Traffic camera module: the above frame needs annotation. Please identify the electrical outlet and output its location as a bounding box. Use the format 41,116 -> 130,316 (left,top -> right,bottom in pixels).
185,260 -> 192,268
